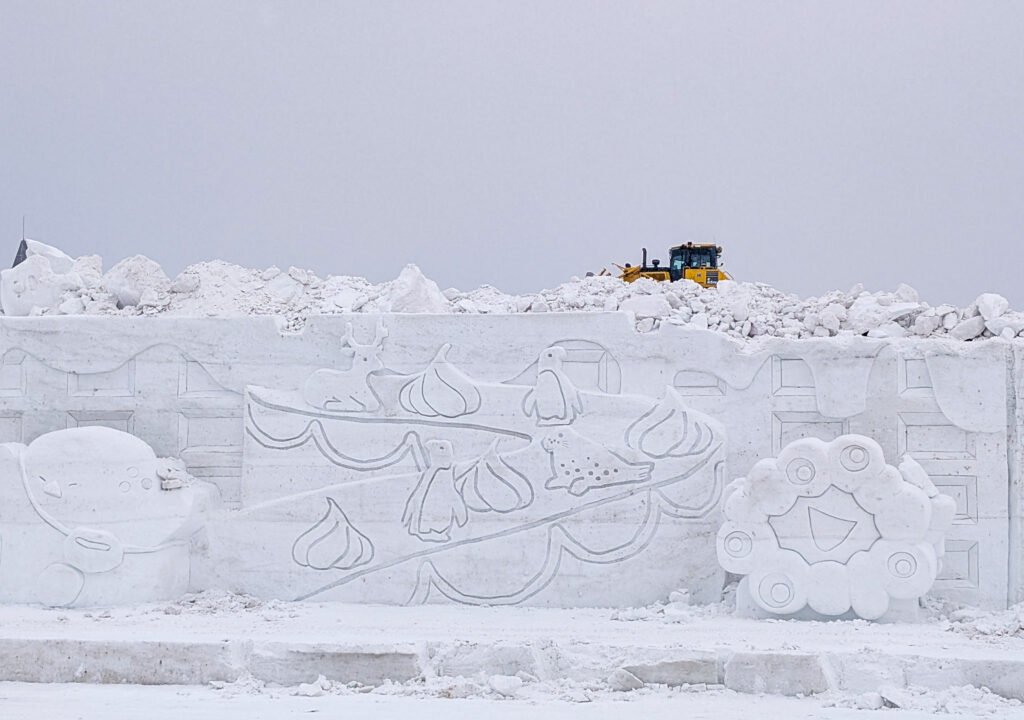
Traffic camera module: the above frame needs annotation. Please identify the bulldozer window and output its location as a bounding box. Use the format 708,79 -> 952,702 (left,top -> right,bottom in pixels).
671,247 -> 718,270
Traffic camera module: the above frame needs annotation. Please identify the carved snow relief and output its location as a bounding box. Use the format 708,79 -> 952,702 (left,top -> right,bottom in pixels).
717,435 -> 956,620
0,426 -> 214,607
237,336 -> 726,607
0,314 -> 1015,610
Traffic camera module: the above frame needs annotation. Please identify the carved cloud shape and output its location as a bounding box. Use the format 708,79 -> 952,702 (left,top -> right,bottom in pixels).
717,435 -> 956,620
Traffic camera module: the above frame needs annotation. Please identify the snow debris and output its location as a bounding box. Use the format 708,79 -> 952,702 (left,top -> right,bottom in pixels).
293,674 -> 332,697
978,293 -> 1010,322
940,601 -> 1024,639
386,264 -> 451,313
949,315 -> 988,341
607,668 -> 645,692
487,674 -> 524,697
160,589 -> 267,615
24,239 -> 75,273
103,255 -> 171,308
620,294 -> 673,320
824,684 -> 1022,715
1,240 -> 1023,342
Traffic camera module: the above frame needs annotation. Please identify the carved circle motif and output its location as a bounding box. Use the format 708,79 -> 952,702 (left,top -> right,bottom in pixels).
887,551 -> 918,579
840,445 -> 870,472
786,458 -> 816,485
758,572 -> 795,609
724,531 -> 753,558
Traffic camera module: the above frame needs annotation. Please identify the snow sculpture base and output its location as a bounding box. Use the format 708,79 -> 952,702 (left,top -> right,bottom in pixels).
717,435 -> 956,621
0,427 -> 215,608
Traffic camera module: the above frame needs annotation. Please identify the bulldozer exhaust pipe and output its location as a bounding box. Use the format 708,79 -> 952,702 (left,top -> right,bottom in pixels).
642,247 -> 648,268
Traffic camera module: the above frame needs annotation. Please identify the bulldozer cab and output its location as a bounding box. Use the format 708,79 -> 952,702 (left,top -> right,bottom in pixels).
668,244 -> 719,281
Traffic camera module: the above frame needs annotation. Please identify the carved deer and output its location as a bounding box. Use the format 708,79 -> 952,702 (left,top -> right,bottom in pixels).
303,320 -> 388,412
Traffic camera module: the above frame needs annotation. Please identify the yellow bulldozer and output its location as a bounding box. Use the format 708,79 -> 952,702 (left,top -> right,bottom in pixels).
612,243 -> 732,288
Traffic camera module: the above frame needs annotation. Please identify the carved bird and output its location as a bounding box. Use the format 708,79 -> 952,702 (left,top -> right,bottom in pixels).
401,440 -> 468,543
522,346 -> 582,426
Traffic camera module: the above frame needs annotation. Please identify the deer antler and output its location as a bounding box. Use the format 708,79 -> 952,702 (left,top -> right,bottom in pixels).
340,322 -> 357,348
372,318 -> 389,348
340,320 -> 389,349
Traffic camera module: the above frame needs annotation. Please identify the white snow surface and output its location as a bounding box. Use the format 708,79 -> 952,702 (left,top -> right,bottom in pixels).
4,240 -> 1024,341
3,591 -> 1024,717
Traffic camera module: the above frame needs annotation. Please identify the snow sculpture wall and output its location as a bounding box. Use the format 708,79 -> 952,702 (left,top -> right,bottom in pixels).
718,435 -> 956,619
0,426 -> 214,607
0,313 -> 1016,609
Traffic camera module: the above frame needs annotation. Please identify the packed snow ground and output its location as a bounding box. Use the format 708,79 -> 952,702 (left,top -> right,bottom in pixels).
3,681 -> 1021,720
4,590 -> 1024,717
5,240 -> 1024,340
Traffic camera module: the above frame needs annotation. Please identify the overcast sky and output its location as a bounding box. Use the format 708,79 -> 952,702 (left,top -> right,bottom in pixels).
1,1 -> 1022,306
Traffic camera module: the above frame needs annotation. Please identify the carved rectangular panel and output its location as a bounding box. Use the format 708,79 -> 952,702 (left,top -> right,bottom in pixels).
674,370 -> 725,396
935,540 -> 980,589
897,413 -> 975,460
0,356 -> 26,397
772,412 -> 847,453
559,344 -> 621,394
178,360 -> 233,397
931,476 -> 978,524
0,412 -> 23,443
68,361 -> 136,397
178,410 -> 242,454
66,411 -> 135,434
772,357 -> 815,396
899,358 -> 933,394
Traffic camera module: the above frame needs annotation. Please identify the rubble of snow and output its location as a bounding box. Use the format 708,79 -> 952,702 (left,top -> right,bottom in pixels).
3,239 -> 1022,341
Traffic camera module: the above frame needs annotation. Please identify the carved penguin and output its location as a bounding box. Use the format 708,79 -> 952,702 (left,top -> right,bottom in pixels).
522,346 -> 582,426
401,440 -> 468,543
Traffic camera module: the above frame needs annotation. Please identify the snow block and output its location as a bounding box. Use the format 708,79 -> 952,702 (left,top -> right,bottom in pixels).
723,652 -> 832,695
0,314 -> 1015,609
623,656 -> 719,686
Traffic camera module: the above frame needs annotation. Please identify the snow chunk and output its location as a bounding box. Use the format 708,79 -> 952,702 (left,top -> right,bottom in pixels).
386,265 -> 450,314
103,255 -> 171,308
25,239 -> 75,274
620,294 -> 672,320
949,315 -> 987,341
977,293 -> 1009,322
607,668 -> 644,691
487,674 -> 523,697
0,254 -> 84,316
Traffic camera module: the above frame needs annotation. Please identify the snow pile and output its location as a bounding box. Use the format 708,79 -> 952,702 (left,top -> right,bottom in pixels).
941,602 -> 1024,640
824,685 -> 1021,714
4,240 -> 1024,341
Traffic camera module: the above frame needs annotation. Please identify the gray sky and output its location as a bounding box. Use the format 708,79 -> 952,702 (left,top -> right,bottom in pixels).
1,1 -> 1022,306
